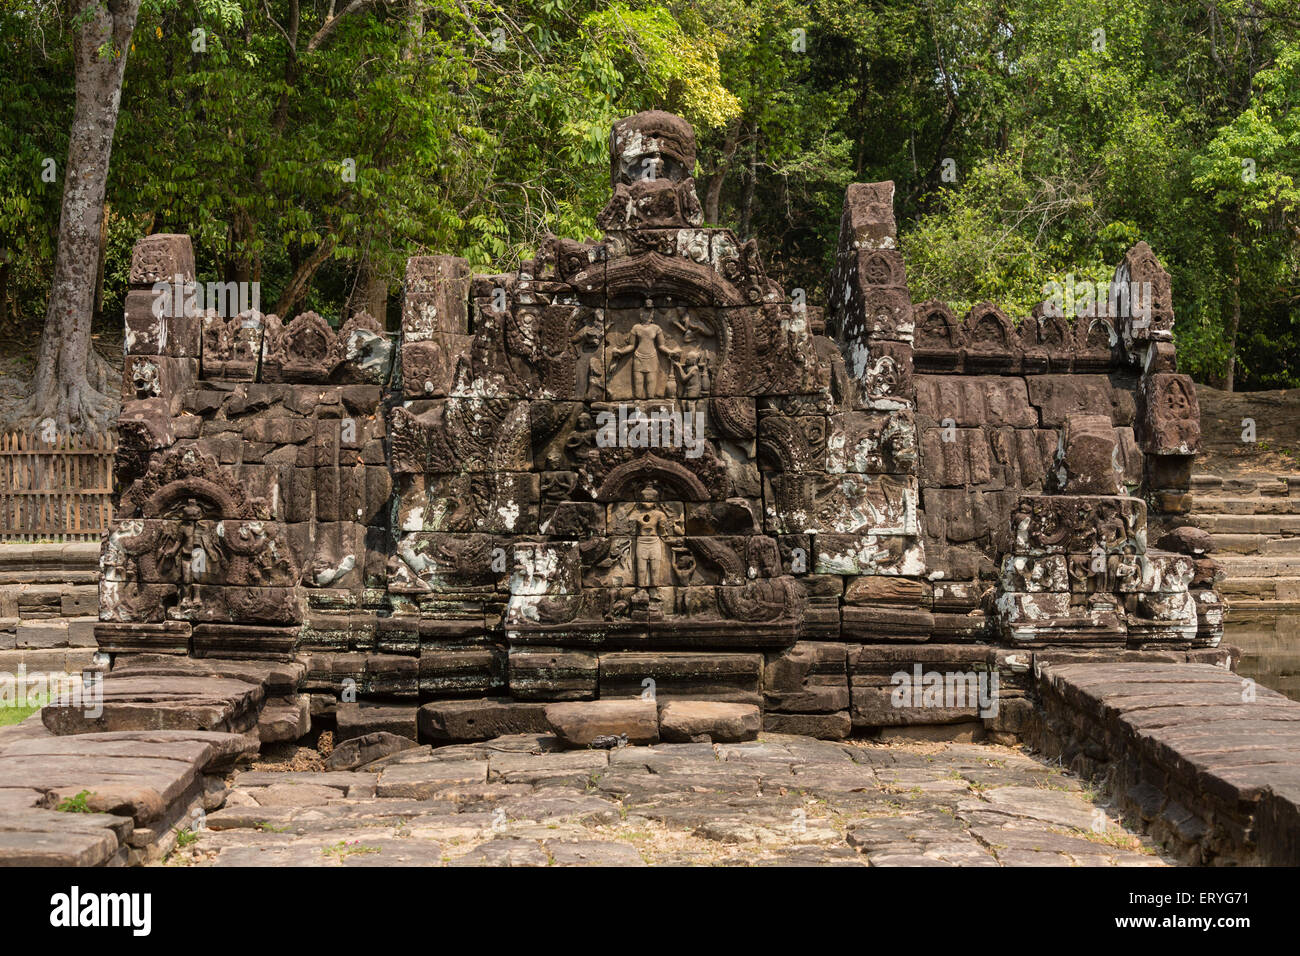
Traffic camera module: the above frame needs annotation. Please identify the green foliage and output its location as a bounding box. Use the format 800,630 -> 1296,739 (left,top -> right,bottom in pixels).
56,790 -> 94,813
1,0 -> 1297,386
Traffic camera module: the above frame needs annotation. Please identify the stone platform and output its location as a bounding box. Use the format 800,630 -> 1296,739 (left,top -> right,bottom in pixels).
171,734 -> 1165,867
7,655 -> 1300,865
0,720 -> 256,865
0,542 -> 102,686
1034,661 -> 1300,864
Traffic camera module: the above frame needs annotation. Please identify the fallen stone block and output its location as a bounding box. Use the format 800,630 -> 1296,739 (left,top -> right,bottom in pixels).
325,731 -> 420,771
257,694 -> 311,743
419,698 -> 551,743
658,701 -> 760,743
545,700 -> 659,747
336,702 -> 419,742
761,711 -> 852,740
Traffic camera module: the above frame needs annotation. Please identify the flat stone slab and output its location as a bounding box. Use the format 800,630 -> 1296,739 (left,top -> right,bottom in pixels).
41,674 -> 264,735
375,761 -> 488,798
659,701 -> 760,743
545,700 -> 659,747
0,729 -> 256,824
0,727 -> 255,863
232,771 -> 376,791
0,806 -> 135,865
1040,661 -> 1300,862
109,654 -> 304,695
168,734 -> 1167,868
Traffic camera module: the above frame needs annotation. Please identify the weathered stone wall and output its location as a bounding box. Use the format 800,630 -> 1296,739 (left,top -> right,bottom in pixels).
1,543 -> 100,676
98,110 -> 1226,742
1029,659 -> 1300,865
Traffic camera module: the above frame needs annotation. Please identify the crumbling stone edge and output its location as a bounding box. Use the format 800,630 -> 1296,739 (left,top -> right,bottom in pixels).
1022,657 -> 1300,866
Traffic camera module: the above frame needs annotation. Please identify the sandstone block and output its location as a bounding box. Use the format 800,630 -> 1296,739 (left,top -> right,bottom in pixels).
545,699 -> 659,747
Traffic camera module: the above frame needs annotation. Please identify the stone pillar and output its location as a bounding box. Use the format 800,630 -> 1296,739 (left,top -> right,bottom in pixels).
1118,242 -> 1200,517
120,234 -> 200,425
398,254 -> 472,397
824,182 -> 928,644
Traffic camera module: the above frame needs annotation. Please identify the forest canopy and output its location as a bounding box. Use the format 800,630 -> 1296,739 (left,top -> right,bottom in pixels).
2,0 -> 1298,392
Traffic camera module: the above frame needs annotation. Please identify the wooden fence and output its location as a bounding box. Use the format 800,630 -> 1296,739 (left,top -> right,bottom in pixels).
0,431 -> 117,542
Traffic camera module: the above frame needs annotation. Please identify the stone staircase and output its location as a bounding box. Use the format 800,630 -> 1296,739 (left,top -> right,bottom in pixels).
1189,473 -> 1300,697
0,542 -> 103,681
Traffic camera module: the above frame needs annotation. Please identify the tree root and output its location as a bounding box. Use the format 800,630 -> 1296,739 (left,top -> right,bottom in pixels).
20,375 -> 118,437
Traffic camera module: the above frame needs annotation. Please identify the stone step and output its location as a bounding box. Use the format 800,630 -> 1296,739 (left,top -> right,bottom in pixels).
1208,533 -> 1266,554
8,616 -> 99,649
41,674 -> 267,736
0,570 -> 98,585
1,582 -> 99,618
1206,556 -> 1300,577
1206,533 -> 1300,555
37,655 -> 305,738
1189,513 -> 1300,533
1218,577 -> 1300,601
1221,600 -> 1300,622
1190,473 -> 1300,496
0,542 -> 101,570
1190,497 -> 1300,515
0,647 -> 100,676
0,727 -> 257,865
1262,537 -> 1300,555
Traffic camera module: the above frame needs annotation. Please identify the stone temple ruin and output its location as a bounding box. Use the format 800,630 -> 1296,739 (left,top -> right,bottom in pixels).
96,110 -> 1226,744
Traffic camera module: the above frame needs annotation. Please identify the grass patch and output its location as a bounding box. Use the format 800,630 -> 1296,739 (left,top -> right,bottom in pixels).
322,840 -> 381,860
0,694 -> 45,727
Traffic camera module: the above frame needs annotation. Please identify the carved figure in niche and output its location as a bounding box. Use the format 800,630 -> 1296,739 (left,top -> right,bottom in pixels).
1164,376 -> 1192,419
582,536 -> 633,588
672,302 -> 714,345
174,497 -> 208,615
864,355 -> 901,398
1096,501 -> 1128,551
1012,500 -> 1033,553
564,411 -> 601,468
630,483 -> 674,594
674,348 -> 707,406
571,322 -> 605,399
669,544 -> 696,614
610,298 -> 682,398
1112,544 -> 1141,591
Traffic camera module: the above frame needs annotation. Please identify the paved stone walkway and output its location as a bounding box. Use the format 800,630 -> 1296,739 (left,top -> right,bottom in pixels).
170,734 -> 1168,866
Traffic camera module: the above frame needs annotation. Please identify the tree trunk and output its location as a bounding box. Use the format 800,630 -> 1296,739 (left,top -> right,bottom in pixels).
738,123 -> 758,238
1225,237 -> 1242,393
348,258 -> 389,326
0,255 -> 11,332
274,236 -> 337,316
702,119 -> 741,225
94,201 -> 110,316
27,0 -> 141,434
